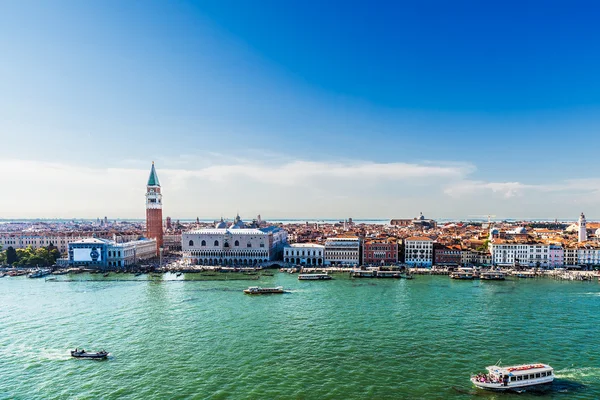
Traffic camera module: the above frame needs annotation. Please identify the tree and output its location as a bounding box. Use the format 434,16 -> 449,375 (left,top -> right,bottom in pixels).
6,246 -> 17,265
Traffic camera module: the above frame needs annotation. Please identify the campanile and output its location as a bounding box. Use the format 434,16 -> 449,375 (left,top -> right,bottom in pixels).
145,162 -> 163,251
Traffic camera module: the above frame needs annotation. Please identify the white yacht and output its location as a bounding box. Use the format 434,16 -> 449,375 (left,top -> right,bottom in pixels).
471,363 -> 554,391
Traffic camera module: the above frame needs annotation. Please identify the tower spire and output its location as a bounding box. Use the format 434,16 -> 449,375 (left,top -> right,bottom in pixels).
147,162 -> 160,187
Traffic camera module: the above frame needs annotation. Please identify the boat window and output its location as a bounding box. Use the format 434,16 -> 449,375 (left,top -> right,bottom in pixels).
547,371 -> 552,376
523,375 -> 529,380
529,374 -> 534,380
541,372 -> 546,377
516,376 -> 522,381
535,373 -> 541,378
510,376 -> 516,382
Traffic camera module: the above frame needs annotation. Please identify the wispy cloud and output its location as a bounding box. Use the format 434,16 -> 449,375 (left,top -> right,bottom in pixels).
0,158 -> 597,219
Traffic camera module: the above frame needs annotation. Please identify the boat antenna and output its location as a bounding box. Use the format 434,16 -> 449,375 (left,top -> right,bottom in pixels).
495,359 -> 502,366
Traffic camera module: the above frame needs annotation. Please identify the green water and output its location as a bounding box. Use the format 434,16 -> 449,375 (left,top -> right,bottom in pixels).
1,274 -> 599,399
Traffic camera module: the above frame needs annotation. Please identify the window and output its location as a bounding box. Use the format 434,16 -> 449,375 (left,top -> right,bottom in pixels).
547,371 -> 552,376
260,243 -> 265,248
516,376 -> 522,381
189,240 -> 194,246
510,377 -> 516,382
247,243 -> 252,248
201,240 -> 206,246
214,240 -> 219,246
224,242 -> 230,248
235,240 -> 239,247
535,373 -> 540,378
541,372 -> 546,377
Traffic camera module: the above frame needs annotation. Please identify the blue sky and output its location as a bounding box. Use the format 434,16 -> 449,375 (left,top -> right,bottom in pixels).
1,1 -> 600,219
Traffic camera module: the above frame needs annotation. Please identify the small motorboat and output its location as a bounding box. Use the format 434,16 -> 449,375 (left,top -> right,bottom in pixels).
71,349 -> 109,359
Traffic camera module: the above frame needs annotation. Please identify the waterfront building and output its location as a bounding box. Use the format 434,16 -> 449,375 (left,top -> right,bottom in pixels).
490,240 -> 554,268
283,243 -> 324,265
433,244 -> 462,266
182,216 -> 288,266
548,244 -> 564,268
577,242 -> 600,267
578,212 -> 587,243
564,246 -> 578,267
146,162 -> 163,252
0,234 -> 90,253
324,236 -> 361,266
362,238 -> 398,265
461,249 -> 492,267
404,237 -> 434,267
68,237 -> 157,269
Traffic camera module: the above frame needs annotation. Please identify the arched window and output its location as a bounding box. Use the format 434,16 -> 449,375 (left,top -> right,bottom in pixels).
224,242 -> 230,248
189,240 -> 194,246
214,240 -> 219,246
260,243 -> 265,248
234,240 -> 239,247
201,240 -> 206,246
247,243 -> 252,248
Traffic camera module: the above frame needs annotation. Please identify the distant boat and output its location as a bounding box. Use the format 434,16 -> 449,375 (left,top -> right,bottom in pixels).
471,363 -> 554,391
298,273 -> 332,280
71,349 -> 109,359
480,271 -> 506,280
243,286 -> 284,295
28,269 -> 51,278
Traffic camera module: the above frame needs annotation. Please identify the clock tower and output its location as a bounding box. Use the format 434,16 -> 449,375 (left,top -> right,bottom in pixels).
146,162 -> 163,252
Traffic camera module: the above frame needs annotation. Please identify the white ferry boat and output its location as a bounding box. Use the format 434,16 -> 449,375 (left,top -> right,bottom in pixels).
28,268 -> 52,278
298,273 -> 332,280
480,271 -> 506,280
450,268 -> 474,280
243,286 -> 284,295
471,363 -> 554,391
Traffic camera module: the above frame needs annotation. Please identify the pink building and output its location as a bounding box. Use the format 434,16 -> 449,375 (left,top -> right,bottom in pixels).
548,244 -> 564,268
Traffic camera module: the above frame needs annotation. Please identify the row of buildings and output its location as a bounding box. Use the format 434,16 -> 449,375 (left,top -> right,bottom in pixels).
3,162 -> 599,270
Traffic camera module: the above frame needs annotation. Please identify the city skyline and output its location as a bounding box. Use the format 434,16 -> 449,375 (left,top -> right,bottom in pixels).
2,1 -> 600,218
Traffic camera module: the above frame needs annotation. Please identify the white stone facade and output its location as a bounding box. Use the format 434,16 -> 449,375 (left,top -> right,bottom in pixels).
0,234 -> 90,253
284,243 -> 324,266
404,237 -> 433,267
490,242 -> 552,267
182,227 -> 287,266
324,237 -> 360,266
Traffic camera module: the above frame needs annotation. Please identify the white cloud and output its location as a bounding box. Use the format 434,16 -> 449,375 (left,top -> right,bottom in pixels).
0,158 -> 597,219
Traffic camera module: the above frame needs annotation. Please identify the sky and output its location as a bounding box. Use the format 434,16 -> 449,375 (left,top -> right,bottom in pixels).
1,0 -> 600,220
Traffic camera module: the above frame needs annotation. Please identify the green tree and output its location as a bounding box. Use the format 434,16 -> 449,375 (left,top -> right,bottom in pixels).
6,246 -> 18,265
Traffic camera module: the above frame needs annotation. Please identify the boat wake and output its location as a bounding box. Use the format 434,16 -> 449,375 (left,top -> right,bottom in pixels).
555,366 -> 600,380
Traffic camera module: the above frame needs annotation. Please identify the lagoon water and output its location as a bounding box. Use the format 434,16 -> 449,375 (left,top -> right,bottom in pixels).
1,274 -> 599,399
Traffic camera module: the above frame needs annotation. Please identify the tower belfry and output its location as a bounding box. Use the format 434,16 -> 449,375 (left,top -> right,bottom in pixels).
146,162 -> 163,252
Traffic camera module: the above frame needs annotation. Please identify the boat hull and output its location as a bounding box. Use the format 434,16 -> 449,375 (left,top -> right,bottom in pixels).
71,351 -> 108,359
471,377 -> 553,391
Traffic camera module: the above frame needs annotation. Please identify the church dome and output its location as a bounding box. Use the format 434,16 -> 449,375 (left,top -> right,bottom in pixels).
514,227 -> 527,234
215,217 -> 227,229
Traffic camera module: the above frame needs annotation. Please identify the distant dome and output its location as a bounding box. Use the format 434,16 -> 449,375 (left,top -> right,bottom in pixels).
490,228 -> 499,235
215,217 -> 227,229
515,227 -> 527,234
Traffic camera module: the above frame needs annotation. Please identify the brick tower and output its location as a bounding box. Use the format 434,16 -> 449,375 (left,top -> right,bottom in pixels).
145,162 -> 163,252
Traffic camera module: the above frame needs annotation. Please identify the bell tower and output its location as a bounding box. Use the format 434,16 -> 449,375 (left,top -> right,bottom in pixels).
146,162 -> 163,252
578,212 -> 587,243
